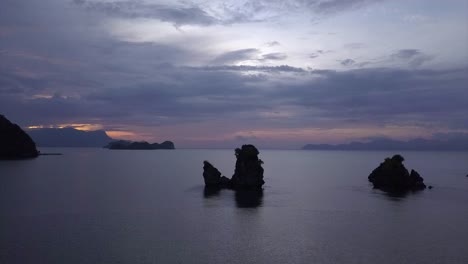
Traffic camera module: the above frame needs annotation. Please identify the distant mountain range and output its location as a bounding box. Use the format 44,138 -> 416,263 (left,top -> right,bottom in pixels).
302,137 -> 468,151
104,140 -> 175,150
28,128 -> 113,147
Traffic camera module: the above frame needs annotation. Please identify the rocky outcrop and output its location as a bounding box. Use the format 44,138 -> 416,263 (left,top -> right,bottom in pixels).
203,161 -> 221,186
368,154 -> 426,192
231,145 -> 265,189
202,144 -> 265,190
0,115 -> 39,159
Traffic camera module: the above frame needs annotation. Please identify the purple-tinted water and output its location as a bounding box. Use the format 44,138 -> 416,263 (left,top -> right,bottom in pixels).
1,149 -> 468,263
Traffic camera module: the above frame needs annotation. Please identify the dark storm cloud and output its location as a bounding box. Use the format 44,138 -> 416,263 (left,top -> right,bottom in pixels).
211,49 -> 259,65
391,49 -> 433,67
73,0 -> 217,26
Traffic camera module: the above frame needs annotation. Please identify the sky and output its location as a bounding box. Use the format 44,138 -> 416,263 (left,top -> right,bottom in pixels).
1,0 -> 467,148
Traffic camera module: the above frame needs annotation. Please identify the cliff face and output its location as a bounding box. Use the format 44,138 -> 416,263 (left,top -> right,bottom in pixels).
0,115 -> 39,159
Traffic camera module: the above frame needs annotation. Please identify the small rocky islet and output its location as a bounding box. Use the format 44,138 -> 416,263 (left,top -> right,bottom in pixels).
368,154 -> 427,192
0,115 -> 39,160
203,144 -> 265,190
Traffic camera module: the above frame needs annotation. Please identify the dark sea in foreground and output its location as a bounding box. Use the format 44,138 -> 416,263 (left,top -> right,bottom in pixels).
1,149 -> 468,264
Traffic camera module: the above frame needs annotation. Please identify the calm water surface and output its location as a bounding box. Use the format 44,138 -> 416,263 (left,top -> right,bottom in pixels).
1,149 -> 468,264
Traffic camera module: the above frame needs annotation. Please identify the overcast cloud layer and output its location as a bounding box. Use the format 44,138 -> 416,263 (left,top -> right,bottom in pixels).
1,0 -> 467,148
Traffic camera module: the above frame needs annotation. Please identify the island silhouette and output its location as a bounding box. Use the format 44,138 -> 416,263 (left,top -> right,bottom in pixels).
0,115 -> 39,159
104,140 -> 175,150
368,154 -> 427,193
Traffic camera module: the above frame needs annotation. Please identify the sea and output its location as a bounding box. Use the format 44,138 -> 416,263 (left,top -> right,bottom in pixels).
1,148 -> 467,264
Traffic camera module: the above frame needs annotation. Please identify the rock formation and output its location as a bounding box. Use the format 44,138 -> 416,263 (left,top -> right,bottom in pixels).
231,145 -> 265,189
202,144 -> 264,190
0,115 -> 39,159
368,154 -> 426,192
202,161 -> 232,188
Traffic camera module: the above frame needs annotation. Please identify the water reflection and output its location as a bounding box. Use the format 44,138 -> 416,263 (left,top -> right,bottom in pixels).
372,188 -> 425,202
203,187 -> 264,208
203,186 -> 221,198
235,189 -> 263,208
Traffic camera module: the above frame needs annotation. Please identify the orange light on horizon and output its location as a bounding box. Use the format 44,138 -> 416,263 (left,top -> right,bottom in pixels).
106,130 -> 140,140
27,123 -> 104,131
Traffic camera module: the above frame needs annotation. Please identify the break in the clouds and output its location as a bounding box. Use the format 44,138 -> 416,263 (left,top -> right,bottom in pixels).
1,0 -> 468,148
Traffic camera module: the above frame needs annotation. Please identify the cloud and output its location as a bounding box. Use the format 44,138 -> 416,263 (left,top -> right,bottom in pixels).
392,49 -> 421,59
212,51 -> 288,64
340,58 -> 356,66
235,134 -> 258,141
4,62 -> 467,131
279,67 -> 468,129
191,65 -> 306,73
305,0 -> 386,14
264,41 -> 281,47
391,49 -> 433,67
403,14 -> 430,23
344,42 -> 366,49
309,54 -> 319,59
261,52 -> 288,61
309,49 -> 333,59
72,0 -> 387,26
211,49 -> 259,65
227,0 -> 386,17
2,0 -> 467,147
73,0 -> 218,26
